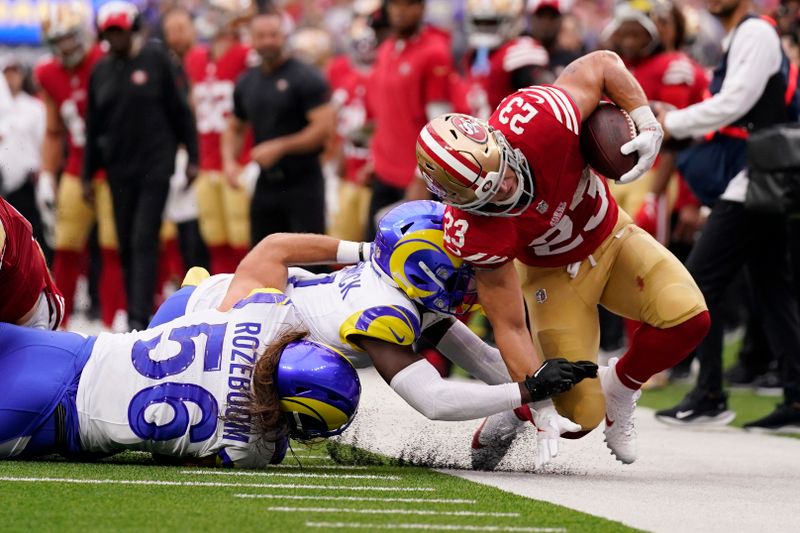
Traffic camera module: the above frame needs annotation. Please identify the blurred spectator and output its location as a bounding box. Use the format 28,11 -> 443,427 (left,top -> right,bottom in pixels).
527,0 -> 580,75
290,26 -> 335,68
366,0 -> 454,238
0,56 -> 47,252
161,6 -> 210,274
84,1 -> 198,331
222,10 -> 333,243
162,6 -> 196,65
185,0 -> 255,274
452,0 -> 551,119
655,0 -> 800,431
604,0 -> 707,245
327,16 -> 378,241
35,2 -> 126,328
557,13 -> 588,57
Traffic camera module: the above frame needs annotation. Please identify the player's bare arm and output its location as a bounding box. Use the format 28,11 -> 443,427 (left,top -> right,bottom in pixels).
475,262 -> 541,381
221,113 -> 246,185
40,91 -> 65,176
218,232 -> 343,311
556,50 -> 663,184
555,50 -> 648,120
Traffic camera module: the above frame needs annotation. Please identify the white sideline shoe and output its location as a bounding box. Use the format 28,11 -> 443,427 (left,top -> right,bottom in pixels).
600,358 -> 641,464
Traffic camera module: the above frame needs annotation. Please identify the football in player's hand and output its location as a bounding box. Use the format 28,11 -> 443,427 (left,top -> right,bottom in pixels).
580,102 -> 638,181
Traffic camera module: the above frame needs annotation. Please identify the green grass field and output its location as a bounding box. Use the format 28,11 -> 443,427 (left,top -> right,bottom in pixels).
0,444 -> 639,533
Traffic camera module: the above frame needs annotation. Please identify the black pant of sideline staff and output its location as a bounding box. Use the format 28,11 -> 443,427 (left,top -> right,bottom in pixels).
108,174 -> 171,331
688,200 -> 800,403
250,175 -> 325,244
366,177 -> 406,241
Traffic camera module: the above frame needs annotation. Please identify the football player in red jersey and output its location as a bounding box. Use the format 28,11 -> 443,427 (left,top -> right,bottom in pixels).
416,51 -> 709,464
0,197 -> 64,330
34,2 -> 125,328
604,0 -> 707,244
327,17 -> 378,242
453,0 -> 551,120
185,0 -> 256,275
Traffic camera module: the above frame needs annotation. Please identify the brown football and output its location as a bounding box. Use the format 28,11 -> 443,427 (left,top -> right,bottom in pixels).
579,102 -> 638,181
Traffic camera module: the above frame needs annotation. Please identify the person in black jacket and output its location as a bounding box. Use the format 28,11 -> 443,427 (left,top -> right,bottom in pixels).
83,0 -> 199,331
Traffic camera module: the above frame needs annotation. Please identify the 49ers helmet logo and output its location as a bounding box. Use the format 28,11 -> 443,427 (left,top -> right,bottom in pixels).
451,115 -> 488,144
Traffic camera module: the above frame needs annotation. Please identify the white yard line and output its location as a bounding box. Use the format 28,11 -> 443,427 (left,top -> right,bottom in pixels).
285,455 -> 330,460
0,476 -> 433,492
179,469 -> 399,480
305,522 -> 565,532
233,494 -> 476,504
268,506 -> 518,517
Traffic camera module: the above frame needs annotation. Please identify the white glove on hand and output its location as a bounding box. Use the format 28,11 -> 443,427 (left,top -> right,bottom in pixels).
35,171 -> 57,248
618,106 -> 663,185
531,399 -> 582,467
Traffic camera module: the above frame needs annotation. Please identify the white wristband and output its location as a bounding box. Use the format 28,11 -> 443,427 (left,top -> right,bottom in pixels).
628,105 -> 658,128
336,240 -> 372,264
39,171 -> 55,183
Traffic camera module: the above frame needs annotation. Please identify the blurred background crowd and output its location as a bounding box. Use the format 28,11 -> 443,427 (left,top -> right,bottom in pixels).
1,0 -> 800,428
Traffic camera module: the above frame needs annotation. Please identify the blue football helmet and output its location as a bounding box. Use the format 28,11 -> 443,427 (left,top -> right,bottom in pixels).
277,340 -> 361,440
372,200 -> 479,316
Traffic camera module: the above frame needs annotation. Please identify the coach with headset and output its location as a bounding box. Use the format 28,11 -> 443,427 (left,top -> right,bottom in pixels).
83,0 -> 198,331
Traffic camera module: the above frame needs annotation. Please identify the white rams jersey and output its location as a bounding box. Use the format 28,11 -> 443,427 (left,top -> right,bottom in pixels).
76,290 -> 298,468
185,262 -> 434,364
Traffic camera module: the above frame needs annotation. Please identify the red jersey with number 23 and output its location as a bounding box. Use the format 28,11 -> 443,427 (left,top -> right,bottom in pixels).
443,85 -> 618,269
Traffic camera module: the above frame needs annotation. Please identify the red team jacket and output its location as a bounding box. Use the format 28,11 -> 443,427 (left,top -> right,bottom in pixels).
443,85 -> 618,269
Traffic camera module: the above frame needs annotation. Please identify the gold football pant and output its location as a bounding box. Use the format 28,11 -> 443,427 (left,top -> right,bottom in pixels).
519,210 -> 707,430
54,173 -> 118,250
195,171 -> 250,248
329,181 -> 372,241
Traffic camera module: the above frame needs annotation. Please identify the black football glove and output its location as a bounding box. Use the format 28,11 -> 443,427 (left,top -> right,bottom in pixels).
523,358 -> 599,402
572,360 -> 599,381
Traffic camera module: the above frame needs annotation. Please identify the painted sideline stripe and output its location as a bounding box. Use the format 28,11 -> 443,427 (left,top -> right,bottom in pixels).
286,455 -> 329,459
269,507 -> 518,517
269,464 -> 369,470
0,477 -> 432,492
234,494 -> 476,504
305,522 -> 565,532
180,470 -> 400,480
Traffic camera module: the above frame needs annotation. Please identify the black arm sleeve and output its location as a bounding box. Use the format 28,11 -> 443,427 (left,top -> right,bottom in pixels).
160,49 -> 198,165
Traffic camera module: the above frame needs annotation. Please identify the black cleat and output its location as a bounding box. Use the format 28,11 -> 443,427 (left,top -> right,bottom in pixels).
655,389 -> 735,427
743,402 -> 800,434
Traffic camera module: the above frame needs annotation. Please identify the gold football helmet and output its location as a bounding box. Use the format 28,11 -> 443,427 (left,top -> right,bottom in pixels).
466,0 -> 524,49
196,0 -> 255,39
416,114 -> 534,217
40,1 -> 92,68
